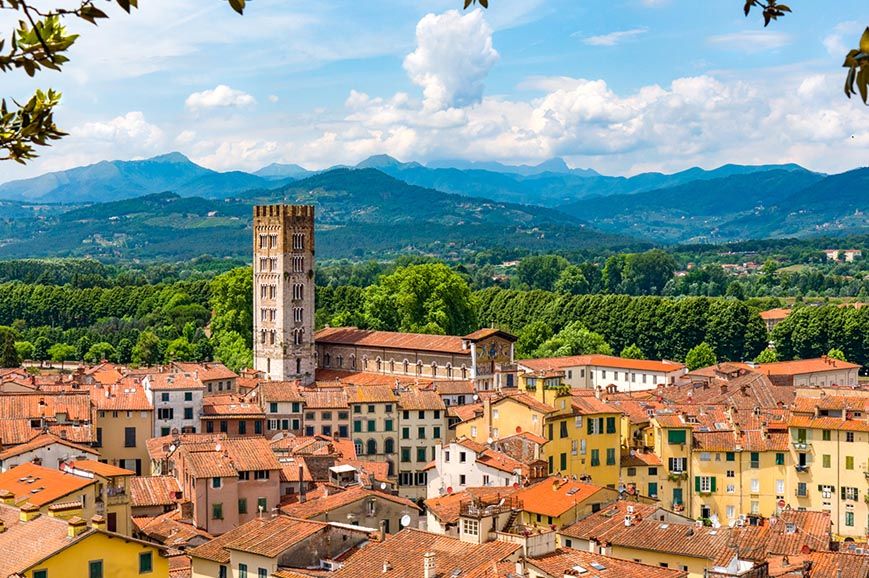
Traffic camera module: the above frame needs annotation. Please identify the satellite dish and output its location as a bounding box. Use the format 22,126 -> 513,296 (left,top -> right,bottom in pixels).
168,444 -> 176,452
400,514 -> 411,527
380,482 -> 387,490
486,437 -> 494,445
472,394 -> 479,401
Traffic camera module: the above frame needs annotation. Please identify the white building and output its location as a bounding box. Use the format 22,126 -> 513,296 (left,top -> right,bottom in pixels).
426,439 -> 524,499
0,432 -> 100,472
143,372 -> 205,437
518,355 -> 686,393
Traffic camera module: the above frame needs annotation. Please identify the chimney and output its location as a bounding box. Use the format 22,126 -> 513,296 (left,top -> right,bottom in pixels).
299,465 -> 307,504
423,552 -> 435,578
19,502 -> 41,522
720,383 -> 728,394
379,519 -> 387,541
382,561 -> 392,573
67,516 -> 89,538
90,515 -> 106,531
0,490 -> 15,505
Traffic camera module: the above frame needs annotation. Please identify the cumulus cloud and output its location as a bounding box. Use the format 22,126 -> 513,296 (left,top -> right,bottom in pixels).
579,27 -> 648,47
708,30 -> 791,52
403,9 -> 499,111
76,112 -> 165,148
822,21 -> 863,58
185,85 -> 256,111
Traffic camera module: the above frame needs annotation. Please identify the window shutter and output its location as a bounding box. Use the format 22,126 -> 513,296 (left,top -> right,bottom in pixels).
841,487 -> 846,500
710,477 -> 717,492
587,419 -> 594,435
695,476 -> 701,492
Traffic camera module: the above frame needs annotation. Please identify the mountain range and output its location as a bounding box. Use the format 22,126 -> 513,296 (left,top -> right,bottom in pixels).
0,153 -> 866,257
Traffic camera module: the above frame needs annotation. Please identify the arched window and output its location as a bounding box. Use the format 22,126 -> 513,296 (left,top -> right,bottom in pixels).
376,357 -> 382,372
384,438 -> 395,454
403,360 -> 409,374
416,361 -> 423,376
337,355 -> 344,368
350,354 -> 357,370
446,363 -> 453,378
366,439 -> 377,455
354,439 -> 363,455
389,359 -> 395,373
461,365 -> 468,379
324,353 -> 331,367
431,362 -> 438,377
362,356 -> 368,369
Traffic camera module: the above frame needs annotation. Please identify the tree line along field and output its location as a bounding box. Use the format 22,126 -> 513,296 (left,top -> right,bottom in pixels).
1,259 -> 866,372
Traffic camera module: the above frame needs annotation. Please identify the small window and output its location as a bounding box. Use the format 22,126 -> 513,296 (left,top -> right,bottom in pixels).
184,391 -> 193,402
212,477 -> 222,489
212,503 -> 223,520
139,552 -> 153,574
238,498 -> 247,514
33,571 -> 48,578
89,561 -> 104,578
239,564 -> 248,578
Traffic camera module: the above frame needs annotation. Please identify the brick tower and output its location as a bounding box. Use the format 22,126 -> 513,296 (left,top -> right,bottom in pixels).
253,205 -> 316,384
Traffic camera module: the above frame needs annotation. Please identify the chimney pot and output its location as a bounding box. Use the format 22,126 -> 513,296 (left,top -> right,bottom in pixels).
423,552 -> 435,578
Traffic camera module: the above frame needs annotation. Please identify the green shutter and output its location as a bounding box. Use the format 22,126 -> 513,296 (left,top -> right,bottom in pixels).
587,419 -> 593,434
710,477 -> 717,493
695,476 -> 701,492
668,429 -> 686,444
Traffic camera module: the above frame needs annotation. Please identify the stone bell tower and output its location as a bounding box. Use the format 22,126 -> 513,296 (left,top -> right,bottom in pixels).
253,205 -> 315,384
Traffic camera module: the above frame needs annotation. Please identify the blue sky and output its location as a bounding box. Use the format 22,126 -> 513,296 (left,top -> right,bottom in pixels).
1,0 -> 867,183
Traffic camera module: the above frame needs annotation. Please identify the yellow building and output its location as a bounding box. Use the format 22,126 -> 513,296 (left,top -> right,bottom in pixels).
690,426 -> 790,525
0,462 -> 98,520
789,395 -> 869,538
61,460 -> 135,536
0,503 -> 169,578
651,414 -> 692,515
620,449 -> 663,500
513,477 -> 620,529
91,381 -> 153,476
347,385 -> 399,475
454,391 -> 553,443
542,393 -> 622,488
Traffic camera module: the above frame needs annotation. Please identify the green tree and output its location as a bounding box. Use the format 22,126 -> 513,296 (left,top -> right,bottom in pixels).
33,336 -> 51,362
213,331 -> 252,373
620,343 -> 645,359
194,338 -> 214,362
516,255 -> 569,292
827,347 -> 846,361
515,320 -> 553,358
74,335 -> 91,361
0,326 -> 20,367
555,265 -> 590,296
725,281 -> 746,300
14,340 -> 34,361
754,348 -> 778,363
84,341 -> 115,363
535,321 -> 612,358
115,338 -> 133,364
165,337 -> 195,361
364,263 -> 478,335
132,330 -> 162,366
602,255 -> 626,294
622,250 -> 677,296
47,342 -> 76,369
685,342 -> 717,371
210,267 -> 253,346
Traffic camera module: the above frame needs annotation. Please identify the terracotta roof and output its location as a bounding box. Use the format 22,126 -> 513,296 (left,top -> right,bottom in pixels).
0,432 -> 98,461
189,515 -> 330,563
315,327 -> 468,355
788,414 -> 869,433
279,457 -> 314,483
476,449 -> 527,475
46,423 -> 95,444
514,478 -> 606,518
201,394 -> 264,417
0,391 -> 92,422
280,486 -> 419,519
133,510 -> 212,547
792,395 -> 869,413
520,355 -> 685,374
301,388 -> 349,409
331,528 -> 521,578
258,381 -> 305,403
456,437 -> 488,454
757,358 -> 861,375
560,501 -> 675,541
431,381 -> 475,395
172,362 -> 238,382
146,433 -> 228,462
181,437 -> 281,478
347,385 -> 398,404
425,487 -> 519,525
661,371 -> 795,410
620,450 -> 662,467
0,502 -> 92,576
89,381 -> 152,411
496,392 -> 554,415
570,395 -> 621,416
0,462 -> 96,506
448,403 -> 482,423
65,459 -> 134,478
799,551 -> 869,578
527,548 -> 687,578
760,308 -> 791,321
398,389 -> 445,411
463,328 -> 517,342
314,369 -> 441,387
145,372 -> 205,391
129,476 -> 181,507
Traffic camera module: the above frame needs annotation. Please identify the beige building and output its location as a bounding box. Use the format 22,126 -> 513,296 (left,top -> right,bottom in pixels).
301,388 -> 350,438
254,380 -> 305,436
519,354 -> 687,393
172,362 -> 239,395
0,432 -> 99,472
347,385 -> 398,475
61,459 -> 135,535
253,204 -> 316,384
397,388 -> 447,499
91,380 -> 153,475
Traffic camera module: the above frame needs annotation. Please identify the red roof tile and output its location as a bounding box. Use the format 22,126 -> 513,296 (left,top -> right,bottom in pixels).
315,327 -> 468,355
129,476 -> 181,507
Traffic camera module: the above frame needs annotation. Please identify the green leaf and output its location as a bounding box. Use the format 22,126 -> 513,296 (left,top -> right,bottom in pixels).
479,0 -> 489,7
857,67 -> 868,104
228,0 -> 246,15
861,27 -> 869,54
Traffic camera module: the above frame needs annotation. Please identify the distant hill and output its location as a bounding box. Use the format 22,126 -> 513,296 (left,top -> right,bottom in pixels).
0,152 -> 289,203
0,168 -> 644,261
560,167 -> 869,243
253,162 -> 314,180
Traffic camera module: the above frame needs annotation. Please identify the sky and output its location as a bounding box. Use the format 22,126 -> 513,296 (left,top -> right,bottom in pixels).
1,0 -> 868,183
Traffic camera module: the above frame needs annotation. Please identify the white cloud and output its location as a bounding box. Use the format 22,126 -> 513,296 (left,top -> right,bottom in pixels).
822,21 -> 863,58
579,27 -> 648,47
403,9 -> 499,111
708,30 -> 791,52
185,85 -> 256,111
76,112 -> 165,148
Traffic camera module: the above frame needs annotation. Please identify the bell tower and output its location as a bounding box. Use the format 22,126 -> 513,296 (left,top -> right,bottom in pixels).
253,204 -> 315,384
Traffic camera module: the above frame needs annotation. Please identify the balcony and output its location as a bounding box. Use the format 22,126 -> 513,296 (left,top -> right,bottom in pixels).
459,496 -> 522,519
792,441 -> 811,451
795,488 -> 809,498
794,464 -> 810,473
667,471 -> 688,482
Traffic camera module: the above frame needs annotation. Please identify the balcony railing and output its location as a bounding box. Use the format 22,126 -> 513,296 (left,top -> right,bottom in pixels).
795,464 -> 810,473
795,488 -> 809,498
459,496 -> 522,519
792,441 -> 811,450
